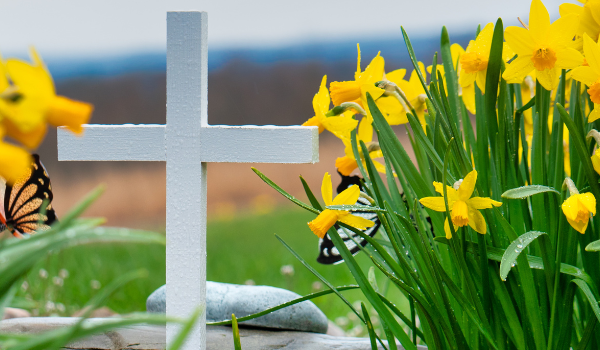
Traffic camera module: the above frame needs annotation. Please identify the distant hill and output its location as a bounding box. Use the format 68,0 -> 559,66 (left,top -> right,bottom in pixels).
35,30 -> 475,178
44,31 -> 474,82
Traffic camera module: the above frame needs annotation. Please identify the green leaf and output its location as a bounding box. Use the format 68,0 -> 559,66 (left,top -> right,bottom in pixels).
571,279 -> 600,324
500,231 -> 547,281
501,185 -> 560,199
326,205 -> 385,212
558,103 -> 600,200
232,314 -> 242,350
586,239 -> 600,251
361,303 -> 378,350
252,167 -> 319,214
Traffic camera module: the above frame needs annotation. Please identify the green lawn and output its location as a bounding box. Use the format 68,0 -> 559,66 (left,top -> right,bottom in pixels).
14,206 -> 407,334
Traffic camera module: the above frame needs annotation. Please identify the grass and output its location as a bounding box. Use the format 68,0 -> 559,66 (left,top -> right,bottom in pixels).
13,206 -> 407,335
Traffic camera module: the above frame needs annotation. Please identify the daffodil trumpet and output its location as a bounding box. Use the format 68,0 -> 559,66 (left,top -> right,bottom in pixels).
419,170 -> 502,239
561,178 -> 596,234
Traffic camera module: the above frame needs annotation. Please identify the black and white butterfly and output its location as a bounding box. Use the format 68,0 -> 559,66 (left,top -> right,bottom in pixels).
317,172 -> 434,265
316,173 -> 381,265
0,154 -> 57,237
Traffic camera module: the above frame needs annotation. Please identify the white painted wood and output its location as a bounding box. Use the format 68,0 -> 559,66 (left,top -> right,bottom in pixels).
56,11 -> 319,350
58,125 -> 165,161
165,11 -> 207,350
58,125 -> 318,163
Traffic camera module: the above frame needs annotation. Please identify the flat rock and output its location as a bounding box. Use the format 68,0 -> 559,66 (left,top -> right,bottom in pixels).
0,317 -> 428,349
147,282 -> 329,333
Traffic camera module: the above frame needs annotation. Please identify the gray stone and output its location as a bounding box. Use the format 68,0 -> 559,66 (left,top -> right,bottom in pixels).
146,285 -> 165,313
0,318 -> 428,349
147,282 -> 329,333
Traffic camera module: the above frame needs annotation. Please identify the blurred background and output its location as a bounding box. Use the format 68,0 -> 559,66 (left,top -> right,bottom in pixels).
0,0 -> 570,331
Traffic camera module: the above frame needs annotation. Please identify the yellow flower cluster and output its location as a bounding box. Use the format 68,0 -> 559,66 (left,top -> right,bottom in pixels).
0,48 -> 93,183
304,0 -> 600,236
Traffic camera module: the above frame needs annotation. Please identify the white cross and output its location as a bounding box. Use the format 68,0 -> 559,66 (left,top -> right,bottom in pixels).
57,11 -> 318,350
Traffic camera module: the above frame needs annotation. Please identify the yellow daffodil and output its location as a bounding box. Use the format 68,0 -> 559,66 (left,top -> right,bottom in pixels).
460,23 -> 495,93
302,75 -> 358,139
335,118 -> 385,176
0,141 -> 32,184
0,59 -> 33,183
0,47 -> 93,149
571,34 -> 600,122
329,44 -> 386,108
307,172 -> 375,238
376,63 -> 428,126
591,147 -> 600,174
562,192 -> 596,233
560,0 -> 600,46
503,0 -> 583,91
419,170 -> 502,239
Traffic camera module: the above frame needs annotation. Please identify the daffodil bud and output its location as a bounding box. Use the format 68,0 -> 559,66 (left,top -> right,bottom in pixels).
453,179 -> 463,190
325,102 -> 366,117
366,142 -> 380,153
375,80 -> 412,112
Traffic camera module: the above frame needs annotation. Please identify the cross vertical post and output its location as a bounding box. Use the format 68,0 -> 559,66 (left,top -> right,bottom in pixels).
166,11 -> 207,348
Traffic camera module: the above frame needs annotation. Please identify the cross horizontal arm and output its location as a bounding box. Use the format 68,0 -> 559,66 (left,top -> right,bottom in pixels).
58,124 -> 319,163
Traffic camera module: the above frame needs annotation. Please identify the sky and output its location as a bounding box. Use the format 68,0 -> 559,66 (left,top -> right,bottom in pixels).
0,0 -> 574,57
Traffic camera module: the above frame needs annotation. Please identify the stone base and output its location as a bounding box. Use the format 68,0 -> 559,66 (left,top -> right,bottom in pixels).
0,317 -> 428,349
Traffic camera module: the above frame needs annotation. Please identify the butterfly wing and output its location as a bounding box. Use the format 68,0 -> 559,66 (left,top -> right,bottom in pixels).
317,172 -> 381,265
317,195 -> 381,264
4,154 -> 57,237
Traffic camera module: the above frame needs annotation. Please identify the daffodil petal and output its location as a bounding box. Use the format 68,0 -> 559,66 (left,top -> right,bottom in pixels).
476,72 -> 487,94
359,54 -> 385,84
459,71 -> 477,88
357,118 -> 373,143
536,68 -> 560,91
313,75 -> 330,115
338,212 -> 375,230
332,184 -> 360,206
529,0 -> 551,43
555,47 -> 584,70
589,107 -> 600,123
458,170 -> 477,201
583,33 -> 600,75
444,218 -> 453,239
559,3 -> 583,16
571,66 -> 599,86
386,69 -> 406,83
3,118 -> 47,150
0,142 -> 33,185
468,197 -> 503,209
549,13 -> 580,45
451,43 -> 465,68
468,207 -> 487,234
419,196 -> 448,212
322,172 -> 333,206
578,192 -> 597,215
505,26 -> 535,56
592,149 -> 600,174
321,115 -> 358,139
562,195 -> 580,221
503,56 -> 535,83
302,116 -> 325,133
566,216 -> 589,234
